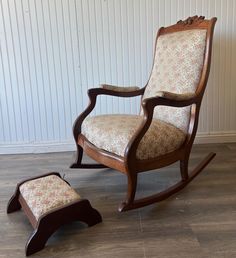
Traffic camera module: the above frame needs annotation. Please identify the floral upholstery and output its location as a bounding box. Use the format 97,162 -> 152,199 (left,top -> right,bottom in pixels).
19,175 -> 81,220
143,29 -> 207,132
101,84 -> 140,92
82,115 -> 186,160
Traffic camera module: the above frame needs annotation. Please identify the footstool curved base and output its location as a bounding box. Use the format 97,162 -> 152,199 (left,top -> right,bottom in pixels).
7,173 -> 102,256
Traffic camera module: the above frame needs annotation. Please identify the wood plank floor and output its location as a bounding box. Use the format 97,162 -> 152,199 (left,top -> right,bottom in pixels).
0,143 -> 236,258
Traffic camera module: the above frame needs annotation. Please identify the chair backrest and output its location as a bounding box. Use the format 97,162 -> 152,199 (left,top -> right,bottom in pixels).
142,16 -> 217,133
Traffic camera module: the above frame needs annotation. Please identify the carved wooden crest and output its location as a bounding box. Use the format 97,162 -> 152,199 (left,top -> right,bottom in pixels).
177,15 -> 205,25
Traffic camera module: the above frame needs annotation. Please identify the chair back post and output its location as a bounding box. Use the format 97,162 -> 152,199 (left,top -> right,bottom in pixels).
185,17 -> 217,150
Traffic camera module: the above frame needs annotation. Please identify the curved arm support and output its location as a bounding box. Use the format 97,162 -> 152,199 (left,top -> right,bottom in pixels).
124,92 -> 200,163
73,87 -> 145,141
72,90 -> 97,141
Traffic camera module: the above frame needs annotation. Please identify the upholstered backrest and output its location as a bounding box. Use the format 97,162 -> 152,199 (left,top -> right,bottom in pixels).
142,29 -> 207,133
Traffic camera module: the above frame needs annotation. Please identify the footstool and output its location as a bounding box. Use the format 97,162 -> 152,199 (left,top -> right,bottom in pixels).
7,172 -> 102,256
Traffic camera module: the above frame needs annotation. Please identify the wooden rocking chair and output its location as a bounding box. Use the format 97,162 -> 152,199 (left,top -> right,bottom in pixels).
71,16 -> 217,212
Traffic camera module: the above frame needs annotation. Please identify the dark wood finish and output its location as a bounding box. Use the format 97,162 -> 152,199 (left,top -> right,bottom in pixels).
71,163 -> 108,169
7,173 -> 102,256
78,134 -> 127,173
177,15 -> 205,25
71,16 -> 217,212
25,199 -> 102,256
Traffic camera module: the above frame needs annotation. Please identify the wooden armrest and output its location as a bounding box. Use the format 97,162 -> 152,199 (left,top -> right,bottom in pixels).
88,86 -> 144,98
155,91 -> 196,101
72,86 -> 144,141
142,91 -> 198,110
100,84 -> 140,92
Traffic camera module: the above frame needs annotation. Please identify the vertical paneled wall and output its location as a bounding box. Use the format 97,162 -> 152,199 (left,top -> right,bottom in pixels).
0,0 -> 236,153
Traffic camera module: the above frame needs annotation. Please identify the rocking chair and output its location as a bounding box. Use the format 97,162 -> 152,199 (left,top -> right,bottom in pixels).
71,16 -> 217,212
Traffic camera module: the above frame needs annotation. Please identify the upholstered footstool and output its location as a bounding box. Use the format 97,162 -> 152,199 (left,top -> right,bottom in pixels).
7,172 -> 102,256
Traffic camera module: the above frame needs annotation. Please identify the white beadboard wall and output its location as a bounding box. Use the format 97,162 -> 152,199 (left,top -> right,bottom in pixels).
0,0 -> 236,154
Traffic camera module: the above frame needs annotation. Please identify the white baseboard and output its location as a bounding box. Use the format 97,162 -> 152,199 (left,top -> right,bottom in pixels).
1,132 -> 236,154
194,131 -> 236,144
0,141 -> 76,155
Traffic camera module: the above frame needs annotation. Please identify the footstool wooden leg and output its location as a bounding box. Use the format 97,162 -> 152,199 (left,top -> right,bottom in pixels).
73,199 -> 102,226
7,187 -> 21,213
26,199 -> 102,256
26,225 -> 52,256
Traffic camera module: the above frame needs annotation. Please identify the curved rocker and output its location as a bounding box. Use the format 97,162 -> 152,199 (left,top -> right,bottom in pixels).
119,152 -> 216,211
71,16 -> 217,212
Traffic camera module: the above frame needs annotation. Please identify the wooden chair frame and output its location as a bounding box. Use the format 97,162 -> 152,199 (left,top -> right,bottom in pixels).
71,16 -> 217,212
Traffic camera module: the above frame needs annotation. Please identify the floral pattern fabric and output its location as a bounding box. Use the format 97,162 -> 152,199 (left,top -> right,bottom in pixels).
82,115 -> 186,160
143,29 -> 207,132
19,175 -> 81,220
101,84 -> 140,92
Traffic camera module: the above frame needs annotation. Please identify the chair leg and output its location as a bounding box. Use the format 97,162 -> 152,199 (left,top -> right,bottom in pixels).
70,145 -> 84,168
70,145 -> 108,169
118,172 -> 137,212
180,156 -> 189,181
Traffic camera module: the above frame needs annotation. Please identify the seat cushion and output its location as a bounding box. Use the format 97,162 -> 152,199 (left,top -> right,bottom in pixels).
19,175 -> 81,220
81,115 -> 186,160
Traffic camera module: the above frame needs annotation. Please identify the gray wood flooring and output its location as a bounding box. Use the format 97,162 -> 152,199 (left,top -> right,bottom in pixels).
0,143 -> 236,258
